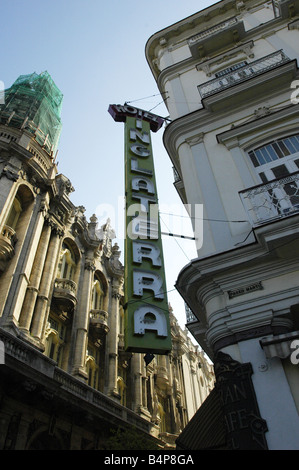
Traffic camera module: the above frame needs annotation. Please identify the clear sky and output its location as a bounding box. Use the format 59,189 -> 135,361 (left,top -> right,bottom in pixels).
1,0 -> 215,328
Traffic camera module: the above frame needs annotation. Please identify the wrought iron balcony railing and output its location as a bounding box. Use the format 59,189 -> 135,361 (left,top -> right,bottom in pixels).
239,171 -> 299,225
173,166 -> 181,183
185,304 -> 197,324
198,50 -> 289,99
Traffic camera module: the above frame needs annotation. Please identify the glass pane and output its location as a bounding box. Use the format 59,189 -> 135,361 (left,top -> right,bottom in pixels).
277,140 -> 290,157
249,150 -> 259,167
259,172 -> 268,183
260,147 -> 272,163
272,142 -> 284,158
272,164 -> 289,179
255,149 -> 266,165
284,138 -> 297,154
265,145 -> 278,161
289,136 -> 299,152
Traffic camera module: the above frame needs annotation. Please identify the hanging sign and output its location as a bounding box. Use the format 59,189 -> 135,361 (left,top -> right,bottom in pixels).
108,104 -> 171,354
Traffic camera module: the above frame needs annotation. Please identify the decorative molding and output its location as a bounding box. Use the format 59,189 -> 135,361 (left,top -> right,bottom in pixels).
0,165 -> 19,181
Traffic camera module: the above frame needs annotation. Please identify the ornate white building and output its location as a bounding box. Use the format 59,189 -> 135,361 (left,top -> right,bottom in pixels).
0,72 -> 214,450
146,0 -> 299,450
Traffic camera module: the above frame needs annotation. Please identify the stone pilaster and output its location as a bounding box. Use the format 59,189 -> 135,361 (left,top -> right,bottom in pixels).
30,226 -> 63,340
72,257 -> 95,380
18,221 -> 52,331
107,284 -> 122,397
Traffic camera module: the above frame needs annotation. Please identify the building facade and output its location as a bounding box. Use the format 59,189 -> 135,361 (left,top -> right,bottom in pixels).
0,72 -> 214,450
146,0 -> 299,450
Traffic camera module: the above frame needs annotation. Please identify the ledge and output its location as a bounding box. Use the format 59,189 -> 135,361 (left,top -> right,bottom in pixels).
0,327 -> 156,436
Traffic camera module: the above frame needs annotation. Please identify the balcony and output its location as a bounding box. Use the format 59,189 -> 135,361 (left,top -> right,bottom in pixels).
239,171 -> 299,226
188,17 -> 245,59
52,278 -> 77,316
89,309 -> 109,335
198,50 -> 290,99
0,225 -> 17,272
173,166 -> 187,204
185,304 -> 197,324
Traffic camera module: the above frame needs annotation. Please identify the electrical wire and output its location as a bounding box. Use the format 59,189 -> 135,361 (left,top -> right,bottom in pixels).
159,211 -> 248,224
125,235 -> 298,308
125,92 -> 168,105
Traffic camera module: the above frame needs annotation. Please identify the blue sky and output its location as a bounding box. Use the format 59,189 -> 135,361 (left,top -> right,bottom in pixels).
2,0 -> 215,327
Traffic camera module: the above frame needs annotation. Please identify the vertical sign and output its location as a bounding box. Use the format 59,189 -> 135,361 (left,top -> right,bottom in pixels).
108,104 -> 172,354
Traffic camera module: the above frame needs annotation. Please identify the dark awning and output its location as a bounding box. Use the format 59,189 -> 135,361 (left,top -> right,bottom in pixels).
176,388 -> 227,450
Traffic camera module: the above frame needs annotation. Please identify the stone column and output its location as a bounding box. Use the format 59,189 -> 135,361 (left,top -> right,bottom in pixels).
18,221 -> 52,331
107,281 -> 122,397
72,258 -> 95,380
1,194 -> 46,324
30,226 -> 63,340
131,353 -> 142,413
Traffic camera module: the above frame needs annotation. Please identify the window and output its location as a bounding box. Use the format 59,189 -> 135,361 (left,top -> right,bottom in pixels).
5,196 -> 22,230
215,61 -> 248,78
247,134 -> 299,218
86,344 -> 100,389
249,134 -> 299,168
117,367 -> 127,406
92,277 -> 104,310
57,243 -> 76,280
45,315 -> 66,367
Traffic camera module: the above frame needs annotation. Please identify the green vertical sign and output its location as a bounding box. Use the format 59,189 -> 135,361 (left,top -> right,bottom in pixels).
108,104 -> 171,354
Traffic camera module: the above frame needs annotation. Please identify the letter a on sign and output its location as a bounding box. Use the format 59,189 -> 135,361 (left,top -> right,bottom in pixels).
108,104 -> 171,354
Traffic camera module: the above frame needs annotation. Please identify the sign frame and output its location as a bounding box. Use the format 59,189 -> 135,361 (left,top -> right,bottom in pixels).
108,104 -> 172,354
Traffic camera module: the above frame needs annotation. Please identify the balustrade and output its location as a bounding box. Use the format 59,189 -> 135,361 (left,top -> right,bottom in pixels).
198,50 -> 289,99
239,171 -> 299,225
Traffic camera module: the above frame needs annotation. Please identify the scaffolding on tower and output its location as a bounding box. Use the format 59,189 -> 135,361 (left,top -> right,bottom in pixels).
0,71 -> 63,157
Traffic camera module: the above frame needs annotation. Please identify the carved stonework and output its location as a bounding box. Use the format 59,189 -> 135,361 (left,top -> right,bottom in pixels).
214,352 -> 268,450
106,243 -> 124,279
84,259 -> 96,271
1,165 -> 19,181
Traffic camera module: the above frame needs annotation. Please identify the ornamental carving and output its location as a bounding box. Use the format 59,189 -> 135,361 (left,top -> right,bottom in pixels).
214,352 -> 268,450
1,165 -> 19,181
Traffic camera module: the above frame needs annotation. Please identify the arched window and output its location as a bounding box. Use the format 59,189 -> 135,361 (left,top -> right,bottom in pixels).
248,134 -> 299,214
45,314 -> 66,368
86,343 -> 100,389
5,195 -> 22,230
248,134 -> 299,181
91,277 -> 104,310
117,365 -> 127,406
57,243 -> 76,280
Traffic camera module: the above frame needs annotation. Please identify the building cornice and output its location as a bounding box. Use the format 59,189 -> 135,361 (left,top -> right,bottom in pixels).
146,1 -> 290,82
145,0 -> 239,78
